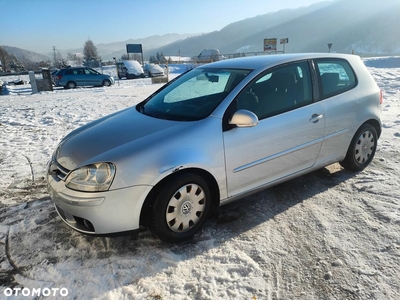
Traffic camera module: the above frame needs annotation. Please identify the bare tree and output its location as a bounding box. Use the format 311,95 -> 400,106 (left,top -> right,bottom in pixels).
83,39 -> 100,67
67,52 -> 83,66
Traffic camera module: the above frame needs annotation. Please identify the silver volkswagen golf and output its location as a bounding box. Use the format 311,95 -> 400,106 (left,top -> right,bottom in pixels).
47,53 -> 382,242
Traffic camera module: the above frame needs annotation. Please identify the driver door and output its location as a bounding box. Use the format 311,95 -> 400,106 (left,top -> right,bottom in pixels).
223,61 -> 325,197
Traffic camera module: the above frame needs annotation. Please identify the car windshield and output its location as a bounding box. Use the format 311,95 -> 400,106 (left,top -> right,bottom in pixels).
137,67 -> 251,121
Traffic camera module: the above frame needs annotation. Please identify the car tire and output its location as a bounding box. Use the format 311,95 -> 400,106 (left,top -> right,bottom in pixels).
66,81 -> 76,89
340,123 -> 378,171
148,173 -> 211,243
102,79 -> 111,87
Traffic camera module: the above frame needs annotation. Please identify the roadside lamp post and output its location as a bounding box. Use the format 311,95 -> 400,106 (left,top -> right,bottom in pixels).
113,57 -> 119,86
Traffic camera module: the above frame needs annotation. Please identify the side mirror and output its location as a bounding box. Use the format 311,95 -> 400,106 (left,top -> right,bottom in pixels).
229,109 -> 258,127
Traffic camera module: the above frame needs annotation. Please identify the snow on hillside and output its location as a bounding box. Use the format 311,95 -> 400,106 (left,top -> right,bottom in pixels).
0,58 -> 399,299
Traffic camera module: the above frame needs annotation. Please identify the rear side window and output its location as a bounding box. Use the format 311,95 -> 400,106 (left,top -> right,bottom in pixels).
316,59 -> 357,99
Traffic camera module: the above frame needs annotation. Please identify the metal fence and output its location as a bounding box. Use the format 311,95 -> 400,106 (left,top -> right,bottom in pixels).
192,51 -> 285,63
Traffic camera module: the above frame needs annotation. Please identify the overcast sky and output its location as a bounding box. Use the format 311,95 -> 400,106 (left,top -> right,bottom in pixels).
1,0 -> 330,54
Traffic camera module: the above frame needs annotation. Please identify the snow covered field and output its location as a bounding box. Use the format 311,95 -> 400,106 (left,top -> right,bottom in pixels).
0,58 -> 399,299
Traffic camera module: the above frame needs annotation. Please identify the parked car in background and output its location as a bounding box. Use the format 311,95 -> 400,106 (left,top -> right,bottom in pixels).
51,69 -> 59,85
116,60 -> 145,79
53,67 -> 114,89
197,48 -> 222,62
143,63 -> 165,77
47,53 -> 382,243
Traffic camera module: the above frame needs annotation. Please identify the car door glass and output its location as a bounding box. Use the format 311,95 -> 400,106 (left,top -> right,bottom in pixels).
316,59 -> 357,99
86,68 -> 98,75
241,61 -> 313,119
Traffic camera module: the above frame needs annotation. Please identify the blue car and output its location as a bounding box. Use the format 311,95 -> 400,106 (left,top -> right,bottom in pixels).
54,67 -> 114,89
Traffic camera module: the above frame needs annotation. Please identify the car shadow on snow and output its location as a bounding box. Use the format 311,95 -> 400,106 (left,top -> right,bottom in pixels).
207,163 -> 355,234
0,163 -> 358,296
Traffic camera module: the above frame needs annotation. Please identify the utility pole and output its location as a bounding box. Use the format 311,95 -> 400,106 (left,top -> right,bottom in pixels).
52,46 -> 57,68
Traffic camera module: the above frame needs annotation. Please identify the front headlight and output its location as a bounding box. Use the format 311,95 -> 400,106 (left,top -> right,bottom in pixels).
65,162 -> 116,192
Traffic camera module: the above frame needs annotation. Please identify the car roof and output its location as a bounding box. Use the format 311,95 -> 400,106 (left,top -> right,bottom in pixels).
60,67 -> 91,70
200,53 -> 360,71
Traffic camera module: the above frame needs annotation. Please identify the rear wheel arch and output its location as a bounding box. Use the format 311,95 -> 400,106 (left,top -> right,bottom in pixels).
66,81 -> 76,89
364,119 -> 381,138
340,121 -> 379,171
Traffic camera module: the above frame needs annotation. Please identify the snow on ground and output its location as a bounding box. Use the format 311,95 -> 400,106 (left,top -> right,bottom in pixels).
0,58 -> 399,299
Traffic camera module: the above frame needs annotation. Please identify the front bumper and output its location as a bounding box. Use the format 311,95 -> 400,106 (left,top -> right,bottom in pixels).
47,172 -> 152,235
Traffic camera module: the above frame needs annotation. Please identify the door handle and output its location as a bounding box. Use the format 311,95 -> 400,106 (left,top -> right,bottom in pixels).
310,114 -> 323,123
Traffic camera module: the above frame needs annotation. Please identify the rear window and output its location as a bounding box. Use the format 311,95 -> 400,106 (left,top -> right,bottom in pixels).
316,59 -> 357,99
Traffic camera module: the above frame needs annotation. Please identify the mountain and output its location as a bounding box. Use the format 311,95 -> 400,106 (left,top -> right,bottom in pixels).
2,46 -> 50,63
152,0 -> 400,57
1,33 -> 197,67
63,33 -> 198,61
3,0 -> 400,67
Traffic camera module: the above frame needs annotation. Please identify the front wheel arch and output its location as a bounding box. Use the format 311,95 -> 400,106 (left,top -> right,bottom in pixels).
102,79 -> 111,87
140,169 -> 220,235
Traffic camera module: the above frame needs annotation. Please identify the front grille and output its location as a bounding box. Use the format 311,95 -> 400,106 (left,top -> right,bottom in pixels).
48,159 -> 70,181
56,163 -> 70,181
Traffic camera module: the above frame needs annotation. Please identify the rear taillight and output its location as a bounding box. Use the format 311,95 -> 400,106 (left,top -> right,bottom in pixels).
379,89 -> 383,105
56,75 -> 62,80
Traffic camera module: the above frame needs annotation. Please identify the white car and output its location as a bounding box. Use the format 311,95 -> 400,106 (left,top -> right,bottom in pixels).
47,53 -> 382,243
143,63 -> 165,77
116,60 -> 145,79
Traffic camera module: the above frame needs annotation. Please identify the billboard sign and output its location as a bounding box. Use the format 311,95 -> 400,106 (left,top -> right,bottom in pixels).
280,38 -> 289,44
264,38 -> 277,51
126,44 -> 142,54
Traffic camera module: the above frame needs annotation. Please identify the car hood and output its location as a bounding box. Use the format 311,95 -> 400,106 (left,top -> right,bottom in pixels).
123,60 -> 143,75
56,107 -> 191,170
126,66 -> 142,75
148,64 -> 164,73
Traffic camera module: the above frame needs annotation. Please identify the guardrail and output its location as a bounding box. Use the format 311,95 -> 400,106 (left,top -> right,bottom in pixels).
0,70 -> 44,77
192,51 -> 285,63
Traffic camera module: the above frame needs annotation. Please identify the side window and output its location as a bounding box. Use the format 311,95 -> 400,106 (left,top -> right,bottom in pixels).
86,68 -> 97,75
316,59 -> 357,99
238,61 -> 313,120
